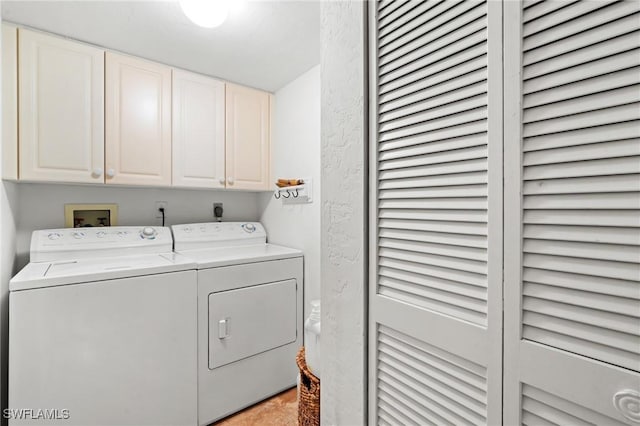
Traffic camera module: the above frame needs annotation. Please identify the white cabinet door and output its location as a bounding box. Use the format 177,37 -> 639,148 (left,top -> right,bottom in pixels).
2,23 -> 18,180
225,83 -> 271,190
19,29 -> 104,183
504,1 -> 640,424
105,52 -> 172,186
368,1 -> 504,424
172,70 -> 225,188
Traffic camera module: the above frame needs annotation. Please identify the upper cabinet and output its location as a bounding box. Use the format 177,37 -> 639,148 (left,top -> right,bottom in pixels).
2,26 -> 273,191
226,84 -> 271,191
2,23 -> 18,180
172,70 -> 226,189
18,29 -> 105,183
105,52 -> 172,186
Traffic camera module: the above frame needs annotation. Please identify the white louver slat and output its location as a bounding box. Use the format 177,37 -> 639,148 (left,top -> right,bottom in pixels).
376,0 -> 490,325
522,385 -> 628,426
376,326 -> 488,426
520,0 -> 640,372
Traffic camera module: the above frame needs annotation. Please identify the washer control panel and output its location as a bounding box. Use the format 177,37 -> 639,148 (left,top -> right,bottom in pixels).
31,226 -> 173,262
172,222 -> 266,251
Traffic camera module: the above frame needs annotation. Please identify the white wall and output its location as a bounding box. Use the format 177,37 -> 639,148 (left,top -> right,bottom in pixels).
260,65 -> 321,317
14,184 -> 260,269
320,2 -> 367,425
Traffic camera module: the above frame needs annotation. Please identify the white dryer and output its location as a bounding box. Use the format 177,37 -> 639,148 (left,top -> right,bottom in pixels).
9,226 -> 198,426
172,222 -> 303,425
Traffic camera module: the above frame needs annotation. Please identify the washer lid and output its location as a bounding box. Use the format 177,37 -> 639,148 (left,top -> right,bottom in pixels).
10,253 -> 196,291
175,243 -> 302,269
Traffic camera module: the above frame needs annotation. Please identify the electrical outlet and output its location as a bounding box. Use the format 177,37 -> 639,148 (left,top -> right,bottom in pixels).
155,201 -> 168,219
213,203 -> 223,220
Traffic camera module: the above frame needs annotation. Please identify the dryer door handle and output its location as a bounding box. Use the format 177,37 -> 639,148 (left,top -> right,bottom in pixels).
218,318 -> 229,339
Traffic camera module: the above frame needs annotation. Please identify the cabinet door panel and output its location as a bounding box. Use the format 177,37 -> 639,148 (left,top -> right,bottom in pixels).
19,29 -> 104,183
172,70 -> 225,188
225,84 -> 270,190
2,23 -> 17,180
105,52 -> 171,186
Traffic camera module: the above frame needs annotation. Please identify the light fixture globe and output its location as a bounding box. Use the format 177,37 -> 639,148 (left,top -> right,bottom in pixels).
179,0 -> 229,29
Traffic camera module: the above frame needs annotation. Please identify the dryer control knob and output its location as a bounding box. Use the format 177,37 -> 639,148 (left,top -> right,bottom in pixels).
72,231 -> 85,239
243,223 -> 256,233
48,232 -> 62,240
141,227 -> 157,239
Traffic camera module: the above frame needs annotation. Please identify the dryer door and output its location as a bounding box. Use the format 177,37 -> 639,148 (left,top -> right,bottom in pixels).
208,279 -> 297,369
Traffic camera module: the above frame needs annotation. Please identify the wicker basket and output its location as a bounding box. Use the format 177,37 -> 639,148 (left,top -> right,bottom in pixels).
296,347 -> 320,426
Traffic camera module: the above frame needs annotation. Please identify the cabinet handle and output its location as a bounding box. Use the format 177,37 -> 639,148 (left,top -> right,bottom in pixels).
219,177 -> 226,186
227,177 -> 234,185
92,168 -> 103,177
106,168 -> 115,178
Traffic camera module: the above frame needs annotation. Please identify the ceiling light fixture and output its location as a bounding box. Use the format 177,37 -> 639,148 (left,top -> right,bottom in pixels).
179,0 -> 229,29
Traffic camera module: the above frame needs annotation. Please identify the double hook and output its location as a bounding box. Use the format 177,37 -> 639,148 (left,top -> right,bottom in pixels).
273,188 -> 299,199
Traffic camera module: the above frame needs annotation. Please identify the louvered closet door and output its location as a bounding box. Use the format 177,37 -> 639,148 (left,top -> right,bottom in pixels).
368,1 -> 503,424
504,1 -> 640,424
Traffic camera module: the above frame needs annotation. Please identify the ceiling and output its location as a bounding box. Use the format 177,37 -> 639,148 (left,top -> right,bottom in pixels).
1,0 -> 320,92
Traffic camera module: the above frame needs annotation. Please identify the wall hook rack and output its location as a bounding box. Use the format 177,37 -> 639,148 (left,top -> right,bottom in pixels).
273,178 -> 312,204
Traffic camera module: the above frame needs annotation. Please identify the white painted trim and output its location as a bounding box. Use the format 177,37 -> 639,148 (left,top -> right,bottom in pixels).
367,0 -> 379,422
374,296 -> 490,363
503,1 -> 524,424
520,341 -> 640,423
486,2 -> 504,423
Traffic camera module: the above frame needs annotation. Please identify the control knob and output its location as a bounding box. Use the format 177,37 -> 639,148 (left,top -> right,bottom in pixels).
242,223 -> 256,233
141,227 -> 157,240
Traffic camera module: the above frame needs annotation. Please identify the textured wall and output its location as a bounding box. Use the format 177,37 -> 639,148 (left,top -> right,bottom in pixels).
320,2 -> 367,425
260,65 -> 321,317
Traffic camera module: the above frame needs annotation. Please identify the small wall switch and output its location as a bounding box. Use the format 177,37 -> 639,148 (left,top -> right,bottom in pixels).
155,201 -> 168,219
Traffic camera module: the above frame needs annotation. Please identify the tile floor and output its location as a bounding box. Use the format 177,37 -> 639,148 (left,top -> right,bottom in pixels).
213,387 -> 297,426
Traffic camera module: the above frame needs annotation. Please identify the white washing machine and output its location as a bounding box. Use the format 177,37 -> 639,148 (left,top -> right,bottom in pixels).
9,226 -> 198,426
172,222 -> 303,425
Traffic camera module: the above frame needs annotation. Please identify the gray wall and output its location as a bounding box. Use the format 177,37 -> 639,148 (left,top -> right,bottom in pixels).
320,1 -> 367,424
14,183 -> 261,269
